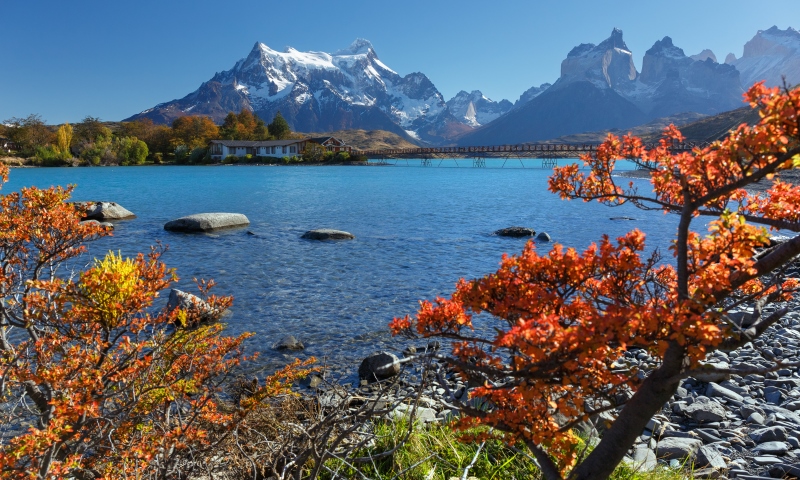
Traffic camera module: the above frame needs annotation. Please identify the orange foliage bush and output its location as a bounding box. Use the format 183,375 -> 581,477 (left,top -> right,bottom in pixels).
392,82 -> 800,480
0,166 -> 314,479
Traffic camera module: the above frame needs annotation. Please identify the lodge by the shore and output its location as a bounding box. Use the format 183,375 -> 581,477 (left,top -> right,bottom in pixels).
208,136 -> 351,161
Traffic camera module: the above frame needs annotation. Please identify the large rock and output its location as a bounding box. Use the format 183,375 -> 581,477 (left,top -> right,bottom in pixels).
706,382 -> 744,402
301,229 -> 355,240
683,396 -> 727,423
750,426 -> 787,443
167,289 -> 220,326
358,352 -> 401,382
494,226 -> 535,237
695,445 -> 727,469
752,441 -> 790,455
655,437 -> 703,461
164,213 -> 250,232
80,201 -> 135,220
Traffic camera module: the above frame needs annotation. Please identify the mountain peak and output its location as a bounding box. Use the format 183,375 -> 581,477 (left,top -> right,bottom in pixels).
560,28 -> 636,89
690,49 -> 718,63
336,38 -> 375,56
599,27 -> 629,52
645,36 -> 686,59
733,25 -> 800,88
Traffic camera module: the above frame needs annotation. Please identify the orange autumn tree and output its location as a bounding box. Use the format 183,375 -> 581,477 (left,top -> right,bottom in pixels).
391,82 -> 800,480
0,169 -> 313,479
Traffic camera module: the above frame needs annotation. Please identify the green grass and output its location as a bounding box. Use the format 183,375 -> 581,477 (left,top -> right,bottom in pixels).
318,419 -> 695,480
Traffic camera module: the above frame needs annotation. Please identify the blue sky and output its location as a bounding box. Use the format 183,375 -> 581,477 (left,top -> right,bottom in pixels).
2,0 -> 798,124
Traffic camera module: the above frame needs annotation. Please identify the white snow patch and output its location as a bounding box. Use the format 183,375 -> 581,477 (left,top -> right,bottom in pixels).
404,130 -> 420,140
374,58 -> 397,75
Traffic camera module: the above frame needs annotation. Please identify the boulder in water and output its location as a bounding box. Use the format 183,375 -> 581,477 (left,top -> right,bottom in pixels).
164,213 -> 250,232
301,229 -> 355,240
494,226 -> 536,237
537,232 -> 551,242
80,201 -> 135,220
167,289 -> 222,326
80,219 -> 114,229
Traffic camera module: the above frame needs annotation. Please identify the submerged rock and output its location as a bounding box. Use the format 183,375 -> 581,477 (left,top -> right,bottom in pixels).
537,232 -> 551,242
274,335 -> 305,351
494,226 -> 536,237
301,229 -> 355,240
164,213 -> 250,232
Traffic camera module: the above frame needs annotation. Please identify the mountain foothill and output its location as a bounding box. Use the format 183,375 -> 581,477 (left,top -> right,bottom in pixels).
125,26 -> 800,146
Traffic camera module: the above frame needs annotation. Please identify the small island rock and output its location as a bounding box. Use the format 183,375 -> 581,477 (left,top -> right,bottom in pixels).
164,213 -> 250,233
537,232 -> 551,242
494,226 -> 536,237
301,229 -> 355,240
80,201 -> 136,221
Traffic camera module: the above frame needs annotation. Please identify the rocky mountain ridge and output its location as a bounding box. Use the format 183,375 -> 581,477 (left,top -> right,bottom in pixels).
455,29 -> 746,146
127,27 -> 799,146
727,26 -> 800,88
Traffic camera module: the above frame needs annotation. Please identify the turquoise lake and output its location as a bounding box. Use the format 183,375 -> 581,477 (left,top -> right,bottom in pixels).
3,162 -> 683,380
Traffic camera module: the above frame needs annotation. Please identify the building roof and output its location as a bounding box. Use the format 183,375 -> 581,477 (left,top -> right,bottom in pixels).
306,136 -> 347,145
208,139 -> 303,147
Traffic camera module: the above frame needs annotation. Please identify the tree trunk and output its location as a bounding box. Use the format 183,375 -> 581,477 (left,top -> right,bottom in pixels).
569,342 -> 684,480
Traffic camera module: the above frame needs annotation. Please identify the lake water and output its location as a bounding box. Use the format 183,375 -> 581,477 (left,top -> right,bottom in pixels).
3,161 -> 682,380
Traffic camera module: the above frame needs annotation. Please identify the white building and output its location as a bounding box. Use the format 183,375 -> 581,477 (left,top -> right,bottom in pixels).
208,140 -> 304,160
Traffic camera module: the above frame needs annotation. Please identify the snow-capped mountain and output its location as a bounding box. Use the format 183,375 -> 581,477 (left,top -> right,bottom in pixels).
445,90 -> 512,127
126,39 -> 469,144
726,26 -> 800,88
456,29 -> 743,146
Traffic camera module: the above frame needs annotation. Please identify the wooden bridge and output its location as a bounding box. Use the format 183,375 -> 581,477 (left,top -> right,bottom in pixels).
355,142 -> 710,168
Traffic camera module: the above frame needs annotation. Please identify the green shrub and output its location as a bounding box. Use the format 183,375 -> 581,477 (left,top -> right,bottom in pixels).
174,145 -> 189,163
188,147 -> 208,164
223,154 -> 239,164
34,145 -> 69,166
114,136 -> 148,165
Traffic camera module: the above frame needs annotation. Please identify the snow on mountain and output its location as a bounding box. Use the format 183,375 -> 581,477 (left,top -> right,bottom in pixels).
126,39 -> 467,144
445,90 -> 512,127
730,26 -> 800,88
